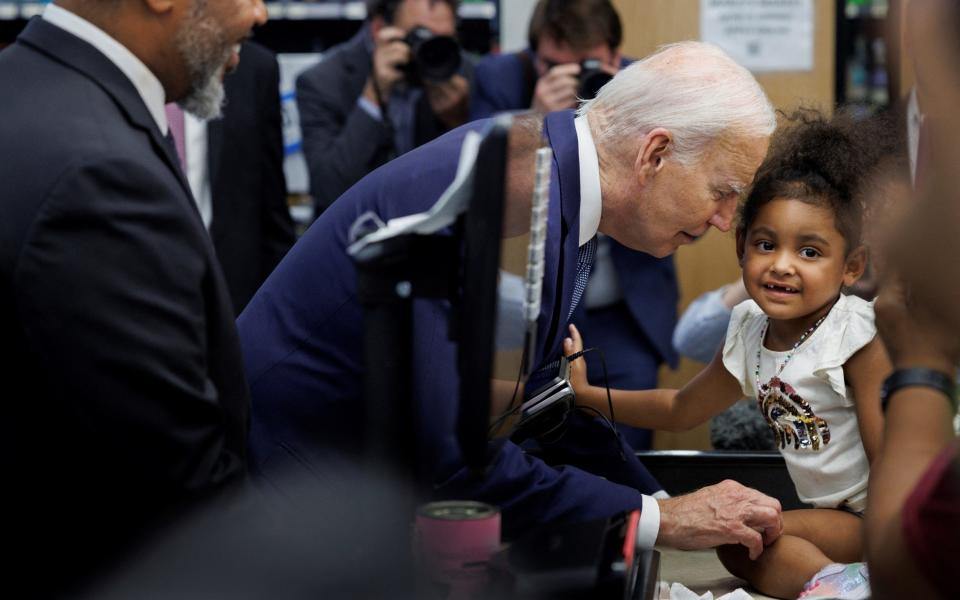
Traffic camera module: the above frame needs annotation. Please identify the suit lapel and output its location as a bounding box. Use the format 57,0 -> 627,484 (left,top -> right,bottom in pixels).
18,18 -> 194,201
537,111 -> 582,365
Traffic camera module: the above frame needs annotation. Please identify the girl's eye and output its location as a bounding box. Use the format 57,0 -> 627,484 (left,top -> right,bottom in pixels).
755,240 -> 774,251
800,247 -> 820,259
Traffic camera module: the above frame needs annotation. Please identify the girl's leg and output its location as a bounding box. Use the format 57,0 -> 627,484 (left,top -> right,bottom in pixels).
716,509 -> 863,599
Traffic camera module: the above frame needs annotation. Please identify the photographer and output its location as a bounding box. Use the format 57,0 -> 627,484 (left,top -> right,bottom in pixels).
470,0 -> 623,119
297,0 -> 472,215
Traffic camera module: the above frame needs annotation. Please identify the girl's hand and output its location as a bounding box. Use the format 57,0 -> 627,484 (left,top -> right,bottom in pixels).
563,323 -> 590,392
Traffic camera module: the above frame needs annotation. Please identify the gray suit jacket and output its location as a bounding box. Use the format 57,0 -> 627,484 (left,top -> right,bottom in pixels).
296,28 -> 469,214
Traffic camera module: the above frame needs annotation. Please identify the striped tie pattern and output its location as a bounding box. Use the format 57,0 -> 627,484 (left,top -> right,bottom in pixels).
568,235 -> 597,321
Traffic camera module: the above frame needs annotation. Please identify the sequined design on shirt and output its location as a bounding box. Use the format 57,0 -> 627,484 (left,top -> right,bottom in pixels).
758,376 -> 831,451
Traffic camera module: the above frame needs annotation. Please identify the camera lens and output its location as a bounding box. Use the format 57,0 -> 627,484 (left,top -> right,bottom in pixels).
404,26 -> 462,83
578,58 -> 613,100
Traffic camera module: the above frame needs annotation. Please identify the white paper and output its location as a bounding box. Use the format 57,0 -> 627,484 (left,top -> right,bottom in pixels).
663,582 -> 753,600
700,0 -> 814,72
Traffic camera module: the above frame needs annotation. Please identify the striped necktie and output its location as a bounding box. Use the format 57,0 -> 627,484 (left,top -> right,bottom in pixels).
568,236 -> 597,320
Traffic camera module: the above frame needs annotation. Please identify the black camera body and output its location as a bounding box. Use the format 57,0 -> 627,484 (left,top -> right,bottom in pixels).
403,26 -> 462,84
578,58 -> 613,100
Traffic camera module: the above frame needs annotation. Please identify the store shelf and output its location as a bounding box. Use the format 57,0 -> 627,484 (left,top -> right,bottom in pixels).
0,1 -> 496,21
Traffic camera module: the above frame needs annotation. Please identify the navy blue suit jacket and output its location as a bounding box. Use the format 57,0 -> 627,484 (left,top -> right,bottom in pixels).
0,18 -> 249,593
470,50 -> 679,414
239,111 -> 649,537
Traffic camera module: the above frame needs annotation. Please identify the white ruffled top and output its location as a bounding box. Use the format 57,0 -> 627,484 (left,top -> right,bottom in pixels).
722,293 -> 876,511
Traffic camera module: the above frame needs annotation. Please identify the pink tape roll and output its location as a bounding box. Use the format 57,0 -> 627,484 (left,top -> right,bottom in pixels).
414,501 -> 501,598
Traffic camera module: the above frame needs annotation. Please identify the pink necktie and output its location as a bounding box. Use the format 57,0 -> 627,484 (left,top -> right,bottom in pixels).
164,103 -> 188,173
915,117 -> 932,190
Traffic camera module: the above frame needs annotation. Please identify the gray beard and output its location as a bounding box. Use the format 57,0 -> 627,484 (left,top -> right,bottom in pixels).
174,2 -> 232,120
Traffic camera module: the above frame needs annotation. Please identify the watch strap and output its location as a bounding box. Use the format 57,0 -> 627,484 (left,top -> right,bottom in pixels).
881,368 -> 958,414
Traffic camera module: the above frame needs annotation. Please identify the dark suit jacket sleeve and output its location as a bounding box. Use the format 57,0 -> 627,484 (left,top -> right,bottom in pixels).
469,53 -> 524,121
296,62 -> 393,212
16,157 -> 245,495
256,50 -> 295,281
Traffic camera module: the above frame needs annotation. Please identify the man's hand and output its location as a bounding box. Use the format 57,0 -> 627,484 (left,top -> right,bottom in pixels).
425,74 -> 469,129
363,25 -> 409,105
531,63 -> 581,113
657,480 -> 783,560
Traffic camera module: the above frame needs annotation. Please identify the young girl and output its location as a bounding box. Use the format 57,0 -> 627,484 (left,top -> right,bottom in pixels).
566,112 -> 897,599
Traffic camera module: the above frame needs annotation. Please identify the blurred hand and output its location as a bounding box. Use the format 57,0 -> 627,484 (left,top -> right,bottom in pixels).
657,480 -> 783,560
364,26 -> 409,104
875,273 -> 960,373
563,323 -> 590,392
425,74 -> 469,129
531,63 -> 581,113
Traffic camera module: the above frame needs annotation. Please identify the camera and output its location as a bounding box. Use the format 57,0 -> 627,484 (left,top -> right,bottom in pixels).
578,58 -> 613,100
403,26 -> 462,84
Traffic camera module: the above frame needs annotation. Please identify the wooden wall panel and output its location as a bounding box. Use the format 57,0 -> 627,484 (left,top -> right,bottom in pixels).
610,0 -> 837,449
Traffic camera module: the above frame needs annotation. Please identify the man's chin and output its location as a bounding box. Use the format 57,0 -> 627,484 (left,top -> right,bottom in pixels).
180,77 -> 226,121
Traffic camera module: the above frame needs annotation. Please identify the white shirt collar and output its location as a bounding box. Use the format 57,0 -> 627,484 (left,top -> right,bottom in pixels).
44,3 -> 168,134
574,115 -> 602,247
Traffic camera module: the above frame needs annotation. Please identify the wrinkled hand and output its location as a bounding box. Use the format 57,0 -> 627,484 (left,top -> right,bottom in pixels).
875,273 -> 960,373
563,323 -> 590,392
657,479 -> 783,560
365,25 -> 409,102
425,74 -> 469,129
531,63 -> 581,113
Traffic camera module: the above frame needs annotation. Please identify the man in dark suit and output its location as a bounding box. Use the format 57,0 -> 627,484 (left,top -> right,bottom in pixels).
471,0 -> 678,449
0,0 -> 265,593
239,42 -> 784,554
172,41 -> 296,315
296,0 -> 472,215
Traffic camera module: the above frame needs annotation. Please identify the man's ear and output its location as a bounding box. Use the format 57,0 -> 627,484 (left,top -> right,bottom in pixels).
843,245 -> 868,287
736,227 -> 747,264
634,127 -> 671,186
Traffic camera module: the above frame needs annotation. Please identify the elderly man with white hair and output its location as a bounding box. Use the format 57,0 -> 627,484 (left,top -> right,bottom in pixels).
237,41 -> 781,554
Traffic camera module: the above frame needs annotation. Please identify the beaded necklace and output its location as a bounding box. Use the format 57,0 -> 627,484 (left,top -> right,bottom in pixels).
754,312 -> 829,394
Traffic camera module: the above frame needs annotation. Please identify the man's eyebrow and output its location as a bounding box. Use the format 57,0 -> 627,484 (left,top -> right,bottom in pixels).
714,182 -> 745,195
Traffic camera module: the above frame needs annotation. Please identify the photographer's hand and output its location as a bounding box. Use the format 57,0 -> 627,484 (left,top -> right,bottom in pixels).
363,26 -> 409,107
531,63 -> 581,113
425,74 -> 469,129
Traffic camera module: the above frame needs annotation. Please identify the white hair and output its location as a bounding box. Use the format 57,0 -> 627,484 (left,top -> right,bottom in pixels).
577,41 -> 776,165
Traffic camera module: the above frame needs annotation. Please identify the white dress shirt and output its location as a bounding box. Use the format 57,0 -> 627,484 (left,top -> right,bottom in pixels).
44,3 -> 167,134
183,114 -> 214,229
574,115 -> 624,309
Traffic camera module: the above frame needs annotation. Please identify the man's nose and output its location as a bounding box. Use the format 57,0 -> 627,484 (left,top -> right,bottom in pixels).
707,196 -> 738,232
250,0 -> 268,26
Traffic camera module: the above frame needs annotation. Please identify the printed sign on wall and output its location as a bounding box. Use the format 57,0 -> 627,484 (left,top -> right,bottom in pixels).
701,0 -> 814,72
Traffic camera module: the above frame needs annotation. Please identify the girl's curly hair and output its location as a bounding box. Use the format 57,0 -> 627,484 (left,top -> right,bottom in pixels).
737,108 -> 905,255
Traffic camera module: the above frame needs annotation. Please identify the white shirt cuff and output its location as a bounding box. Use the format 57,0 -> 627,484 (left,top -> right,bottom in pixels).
635,494 -> 661,550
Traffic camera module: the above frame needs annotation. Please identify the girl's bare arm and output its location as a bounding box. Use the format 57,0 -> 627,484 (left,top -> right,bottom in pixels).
565,324 -> 743,431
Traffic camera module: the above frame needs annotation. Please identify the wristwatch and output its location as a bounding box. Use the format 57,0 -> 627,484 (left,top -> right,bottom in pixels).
880,368 -> 958,414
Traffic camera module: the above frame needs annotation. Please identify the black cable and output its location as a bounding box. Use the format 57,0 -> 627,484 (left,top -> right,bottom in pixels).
565,346 -> 625,461
487,344 -> 527,436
